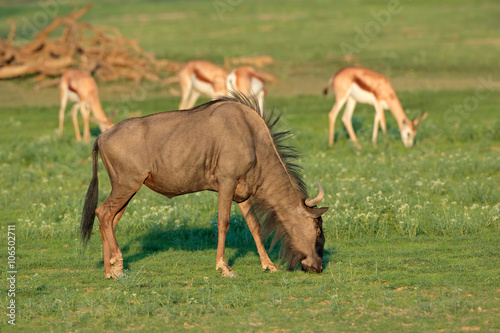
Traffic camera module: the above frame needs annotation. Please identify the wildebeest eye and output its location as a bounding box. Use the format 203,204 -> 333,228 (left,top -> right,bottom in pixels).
317,229 -> 321,236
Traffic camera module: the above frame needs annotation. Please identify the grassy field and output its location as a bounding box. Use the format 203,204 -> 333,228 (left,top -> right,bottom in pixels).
1,0 -> 500,331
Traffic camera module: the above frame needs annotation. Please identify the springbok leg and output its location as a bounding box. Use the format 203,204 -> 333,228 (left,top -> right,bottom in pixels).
238,199 -> 278,272
328,96 -> 348,147
372,102 -> 386,145
70,103 -> 82,142
80,103 -> 91,143
341,97 -> 361,149
178,76 -> 192,109
58,88 -> 68,139
186,90 -> 201,109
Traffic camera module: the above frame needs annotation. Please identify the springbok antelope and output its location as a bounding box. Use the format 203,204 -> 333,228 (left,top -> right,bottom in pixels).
178,60 -> 228,109
324,66 -> 427,148
81,93 -> 328,278
226,66 -> 277,115
58,69 -> 114,143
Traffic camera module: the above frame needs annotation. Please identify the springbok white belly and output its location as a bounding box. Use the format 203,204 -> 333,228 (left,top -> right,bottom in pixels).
250,77 -> 264,95
67,89 -> 80,103
191,74 -> 215,96
349,83 -> 388,109
226,72 -> 264,96
226,72 -> 237,92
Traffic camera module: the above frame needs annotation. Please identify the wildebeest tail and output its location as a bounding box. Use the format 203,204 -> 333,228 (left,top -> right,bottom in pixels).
80,140 -> 99,246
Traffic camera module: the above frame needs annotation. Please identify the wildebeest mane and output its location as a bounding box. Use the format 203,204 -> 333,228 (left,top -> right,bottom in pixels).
209,92 -> 310,270
214,91 -> 308,197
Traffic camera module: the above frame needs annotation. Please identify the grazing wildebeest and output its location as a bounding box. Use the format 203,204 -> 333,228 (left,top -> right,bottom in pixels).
80,93 -> 328,278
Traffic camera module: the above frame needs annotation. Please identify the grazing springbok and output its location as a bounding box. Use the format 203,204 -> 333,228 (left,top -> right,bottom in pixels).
81,93 -> 328,279
58,69 -> 114,143
177,60 -> 228,109
226,66 -> 277,115
323,66 -> 427,148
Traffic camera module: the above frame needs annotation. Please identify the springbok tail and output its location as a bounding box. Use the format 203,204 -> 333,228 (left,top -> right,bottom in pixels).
254,70 -> 277,84
80,140 -> 100,246
323,75 -> 334,96
161,76 -> 180,86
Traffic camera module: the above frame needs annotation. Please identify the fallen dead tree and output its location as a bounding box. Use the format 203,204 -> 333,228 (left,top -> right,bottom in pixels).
224,55 -> 274,71
0,5 -> 182,85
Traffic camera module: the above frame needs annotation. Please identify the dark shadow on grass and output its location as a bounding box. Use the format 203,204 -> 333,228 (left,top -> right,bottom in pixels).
115,213 -> 277,272
95,212 -> 335,273
90,127 -> 102,138
333,116 -> 402,146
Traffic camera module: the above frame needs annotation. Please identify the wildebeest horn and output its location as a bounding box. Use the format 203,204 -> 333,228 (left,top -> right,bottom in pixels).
305,181 -> 324,207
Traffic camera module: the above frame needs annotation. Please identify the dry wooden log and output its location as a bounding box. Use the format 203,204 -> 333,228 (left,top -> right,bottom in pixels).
36,5 -> 92,40
0,5 -> 178,85
0,64 -> 38,79
0,55 -> 72,79
224,55 -> 274,71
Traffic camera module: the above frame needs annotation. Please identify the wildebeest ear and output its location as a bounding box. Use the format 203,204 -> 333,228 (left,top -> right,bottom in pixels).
306,207 -> 329,218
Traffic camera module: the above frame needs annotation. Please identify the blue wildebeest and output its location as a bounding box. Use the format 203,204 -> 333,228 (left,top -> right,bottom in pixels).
80,93 -> 328,278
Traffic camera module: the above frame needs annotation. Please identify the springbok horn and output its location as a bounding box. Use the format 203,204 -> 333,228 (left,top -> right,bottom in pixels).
413,112 -> 428,127
305,180 -> 324,207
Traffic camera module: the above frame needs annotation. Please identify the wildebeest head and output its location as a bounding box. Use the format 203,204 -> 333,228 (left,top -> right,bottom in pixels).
261,181 -> 328,274
296,181 -> 328,273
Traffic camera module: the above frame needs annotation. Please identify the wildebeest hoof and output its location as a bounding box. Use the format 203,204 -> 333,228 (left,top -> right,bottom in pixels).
263,263 -> 279,272
221,270 -> 237,278
109,257 -> 123,278
111,269 -> 123,279
216,259 -> 237,277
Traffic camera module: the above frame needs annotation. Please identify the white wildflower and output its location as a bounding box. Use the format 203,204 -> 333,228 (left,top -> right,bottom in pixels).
398,204 -> 409,213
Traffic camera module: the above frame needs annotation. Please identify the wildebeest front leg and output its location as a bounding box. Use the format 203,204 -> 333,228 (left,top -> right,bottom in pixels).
215,184 -> 237,277
238,200 -> 278,272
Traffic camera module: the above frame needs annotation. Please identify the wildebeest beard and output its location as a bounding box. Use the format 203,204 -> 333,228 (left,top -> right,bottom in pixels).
256,206 -> 307,270
246,104 -> 311,270
244,99 -> 324,271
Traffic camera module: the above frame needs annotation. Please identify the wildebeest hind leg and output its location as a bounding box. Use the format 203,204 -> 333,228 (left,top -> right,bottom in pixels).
215,183 -> 237,277
96,189 -> 137,278
238,200 -> 278,272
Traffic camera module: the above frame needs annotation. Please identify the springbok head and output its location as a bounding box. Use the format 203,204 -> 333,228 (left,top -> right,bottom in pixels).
400,112 -> 428,148
92,108 -> 116,134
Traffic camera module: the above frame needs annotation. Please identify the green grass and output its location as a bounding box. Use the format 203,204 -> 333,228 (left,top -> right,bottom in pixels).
13,235 -> 500,331
1,92 -> 499,331
1,0 -> 500,331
